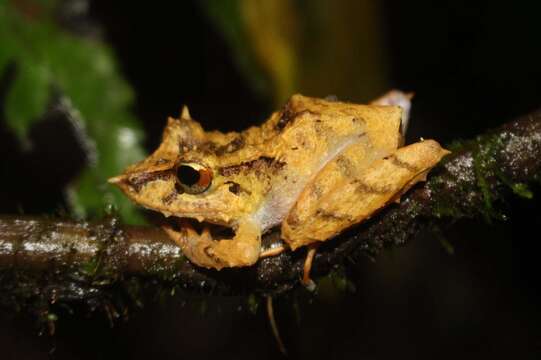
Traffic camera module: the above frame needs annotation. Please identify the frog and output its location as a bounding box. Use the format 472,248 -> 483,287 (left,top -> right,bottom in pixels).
109,91 -> 449,284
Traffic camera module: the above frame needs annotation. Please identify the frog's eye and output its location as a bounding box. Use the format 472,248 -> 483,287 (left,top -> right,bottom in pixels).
176,163 -> 212,194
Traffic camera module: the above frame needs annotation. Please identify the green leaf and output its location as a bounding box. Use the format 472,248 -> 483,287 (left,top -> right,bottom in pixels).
511,183 -> 533,199
5,61 -> 51,143
0,3 -> 146,223
202,1 -> 389,104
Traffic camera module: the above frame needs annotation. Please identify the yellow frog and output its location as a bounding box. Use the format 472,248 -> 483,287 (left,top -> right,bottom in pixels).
109,92 -> 449,284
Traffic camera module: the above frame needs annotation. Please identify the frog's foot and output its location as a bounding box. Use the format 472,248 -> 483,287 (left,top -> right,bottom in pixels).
259,245 -> 286,258
162,220 -> 261,270
370,89 -> 413,139
302,244 -> 319,291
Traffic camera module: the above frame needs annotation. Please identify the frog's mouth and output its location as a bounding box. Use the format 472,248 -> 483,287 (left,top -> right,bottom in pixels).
165,216 -> 282,249
165,217 -> 236,241
162,215 -> 283,270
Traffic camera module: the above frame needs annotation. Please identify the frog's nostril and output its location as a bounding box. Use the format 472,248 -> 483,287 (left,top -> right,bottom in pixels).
107,175 -> 126,185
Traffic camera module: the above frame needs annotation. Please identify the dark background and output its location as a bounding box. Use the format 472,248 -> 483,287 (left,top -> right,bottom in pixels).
1,0 -> 541,359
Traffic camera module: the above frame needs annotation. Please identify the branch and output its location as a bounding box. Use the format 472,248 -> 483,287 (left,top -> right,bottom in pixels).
1,110 -> 540,320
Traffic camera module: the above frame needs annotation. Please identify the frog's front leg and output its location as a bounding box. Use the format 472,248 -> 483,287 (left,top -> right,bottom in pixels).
163,219 -> 261,270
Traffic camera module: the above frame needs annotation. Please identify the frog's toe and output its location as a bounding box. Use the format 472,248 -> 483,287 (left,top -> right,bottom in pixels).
162,222 -> 224,269
301,244 -> 319,291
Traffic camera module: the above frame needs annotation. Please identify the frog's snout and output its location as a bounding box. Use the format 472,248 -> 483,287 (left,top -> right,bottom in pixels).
108,175 -> 126,185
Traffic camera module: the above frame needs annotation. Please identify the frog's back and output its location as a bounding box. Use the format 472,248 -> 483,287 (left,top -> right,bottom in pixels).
252,94 -> 404,231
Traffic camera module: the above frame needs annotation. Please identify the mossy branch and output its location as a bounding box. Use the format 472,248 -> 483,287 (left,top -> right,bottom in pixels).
1,110 -> 540,321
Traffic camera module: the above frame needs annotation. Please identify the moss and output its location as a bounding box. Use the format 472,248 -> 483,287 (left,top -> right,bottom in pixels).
446,138 -> 467,152
512,183 -> 534,198
247,293 -> 260,314
472,135 -> 502,222
428,181 -> 465,219
432,198 -> 462,219
430,225 -> 455,255
80,257 -> 101,277
496,172 -> 534,199
313,267 -> 356,305
425,126 -> 539,227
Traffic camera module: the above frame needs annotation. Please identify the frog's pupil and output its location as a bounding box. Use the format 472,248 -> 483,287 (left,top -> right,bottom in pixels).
177,165 -> 200,186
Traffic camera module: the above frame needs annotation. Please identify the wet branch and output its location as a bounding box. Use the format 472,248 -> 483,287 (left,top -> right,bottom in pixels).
1,109 -> 540,319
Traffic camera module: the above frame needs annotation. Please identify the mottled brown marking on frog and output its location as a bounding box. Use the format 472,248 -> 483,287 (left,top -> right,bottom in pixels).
313,119 -> 330,136
285,212 -> 301,229
353,180 -> 393,195
200,136 -> 246,156
311,184 -> 323,199
336,155 -> 355,177
127,171 -> 172,193
154,158 -> 170,166
219,157 -> 285,177
162,191 -> 177,205
388,154 -> 419,172
217,136 -> 245,155
225,181 -> 247,195
315,209 -> 352,222
276,104 -> 319,130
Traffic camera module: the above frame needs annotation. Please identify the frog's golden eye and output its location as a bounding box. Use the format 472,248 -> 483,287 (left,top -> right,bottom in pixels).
176,163 -> 212,194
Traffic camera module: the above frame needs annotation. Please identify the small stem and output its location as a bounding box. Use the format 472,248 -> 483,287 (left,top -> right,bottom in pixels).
266,296 -> 287,355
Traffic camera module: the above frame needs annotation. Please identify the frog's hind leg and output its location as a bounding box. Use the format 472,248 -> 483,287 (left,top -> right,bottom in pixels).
302,243 -> 319,291
259,245 -> 286,258
282,139 -> 450,253
259,240 -> 318,291
163,219 -> 261,270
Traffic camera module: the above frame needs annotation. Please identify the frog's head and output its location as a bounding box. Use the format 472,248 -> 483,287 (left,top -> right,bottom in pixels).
109,108 -> 262,226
